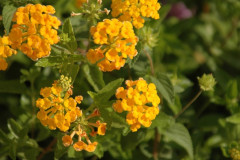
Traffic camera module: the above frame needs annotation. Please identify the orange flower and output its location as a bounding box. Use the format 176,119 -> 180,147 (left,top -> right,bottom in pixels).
62,135 -> 73,147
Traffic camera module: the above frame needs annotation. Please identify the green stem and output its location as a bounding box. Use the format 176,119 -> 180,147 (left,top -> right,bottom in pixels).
144,50 -> 155,76
86,28 -> 92,52
144,50 -> 160,159
30,79 -> 36,138
153,128 -> 161,160
174,90 -> 203,119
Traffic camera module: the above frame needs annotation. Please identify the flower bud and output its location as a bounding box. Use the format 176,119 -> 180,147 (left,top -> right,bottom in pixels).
197,74 -> 216,91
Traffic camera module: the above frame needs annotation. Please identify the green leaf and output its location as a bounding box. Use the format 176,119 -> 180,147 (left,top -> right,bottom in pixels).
0,80 -> 27,94
35,56 -> 63,67
36,125 -> 51,142
67,146 -> 83,158
226,113 -> 240,124
150,112 -> 175,132
7,119 -> 22,138
0,129 -> 10,144
121,130 -> 146,151
60,62 -> 80,83
0,145 -> 10,157
62,18 -> 78,53
168,95 -> 182,115
22,147 -> 40,160
69,64 -> 80,83
18,127 -> 29,139
9,141 -> 17,160
83,64 -> 105,92
2,5 -> 16,34
164,123 -> 194,159
98,106 -> 113,128
94,143 -> 104,158
54,134 -> 67,159
92,78 -> 124,104
146,74 -> 174,104
127,42 -> 143,68
226,80 -> 238,99
171,74 -> 193,93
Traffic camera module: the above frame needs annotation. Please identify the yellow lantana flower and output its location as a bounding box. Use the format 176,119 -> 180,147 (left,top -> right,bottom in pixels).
111,0 -> 161,28
87,19 -> 138,72
113,78 -> 160,132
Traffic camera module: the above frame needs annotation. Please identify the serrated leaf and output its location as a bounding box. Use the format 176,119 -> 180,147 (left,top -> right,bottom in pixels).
226,113 -> 240,124
164,123 -> 194,159
62,18 -> 77,53
0,80 -> 27,94
7,119 -> 22,138
3,5 -> 16,34
93,78 -> 124,103
146,74 -> 174,104
83,64 -> 105,92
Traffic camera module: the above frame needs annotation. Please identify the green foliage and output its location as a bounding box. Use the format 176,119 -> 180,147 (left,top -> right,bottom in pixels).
83,64 -> 105,92
2,5 -> 16,34
60,18 -> 78,53
164,123 -> 194,159
146,73 -> 174,104
0,80 -> 27,94
88,78 -> 124,104
1,0 -> 240,159
0,119 -> 40,160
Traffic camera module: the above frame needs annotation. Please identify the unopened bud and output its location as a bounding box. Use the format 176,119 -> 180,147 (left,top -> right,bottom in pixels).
197,73 -> 216,91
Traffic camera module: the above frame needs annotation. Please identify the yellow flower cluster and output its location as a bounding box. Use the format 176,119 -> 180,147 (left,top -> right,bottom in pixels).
9,4 -> 60,60
229,148 -> 240,160
62,109 -> 107,152
111,0 -> 161,28
113,78 -> 160,132
0,36 -> 17,70
36,80 -> 83,132
87,19 -> 138,72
